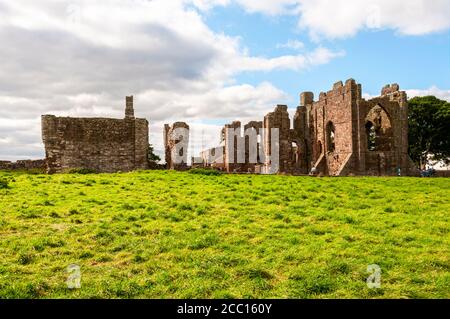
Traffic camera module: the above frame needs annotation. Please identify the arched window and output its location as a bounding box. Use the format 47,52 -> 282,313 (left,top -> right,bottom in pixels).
326,122 -> 335,152
291,142 -> 297,162
291,140 -> 302,164
365,104 -> 393,152
365,121 -> 377,151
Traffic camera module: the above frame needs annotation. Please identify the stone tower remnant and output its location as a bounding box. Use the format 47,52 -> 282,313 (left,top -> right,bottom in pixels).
164,122 -> 190,170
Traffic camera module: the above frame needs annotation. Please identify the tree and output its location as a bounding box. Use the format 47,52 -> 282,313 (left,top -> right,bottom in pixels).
408,96 -> 450,169
148,144 -> 161,163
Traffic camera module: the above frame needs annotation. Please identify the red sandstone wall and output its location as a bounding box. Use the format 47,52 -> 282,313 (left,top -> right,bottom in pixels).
308,80 -> 358,176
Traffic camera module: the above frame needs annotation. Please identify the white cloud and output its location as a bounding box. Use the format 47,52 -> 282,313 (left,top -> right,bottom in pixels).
0,0 -> 342,160
297,0 -> 450,39
234,47 -> 345,72
227,0 -> 450,39
234,0 -> 300,15
363,86 -> 450,102
277,39 -> 305,50
406,86 -> 450,102
189,0 -> 231,11
137,82 -> 288,121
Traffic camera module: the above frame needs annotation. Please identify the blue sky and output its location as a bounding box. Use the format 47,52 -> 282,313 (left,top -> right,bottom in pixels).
204,3 -> 450,102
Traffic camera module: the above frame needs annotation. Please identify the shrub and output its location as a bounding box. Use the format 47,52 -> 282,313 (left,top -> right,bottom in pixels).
68,168 -> 97,174
18,253 -> 34,265
0,179 -> 9,189
189,168 -> 223,176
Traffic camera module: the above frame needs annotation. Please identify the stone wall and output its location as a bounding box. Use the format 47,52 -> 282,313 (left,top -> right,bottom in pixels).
164,122 -> 189,170
41,96 -> 149,173
435,170 -> 450,178
296,79 -> 416,176
263,105 -> 305,174
223,121 -> 244,173
297,79 -> 359,176
0,159 -> 45,171
199,146 -> 225,169
221,120 -> 266,173
199,79 -> 418,176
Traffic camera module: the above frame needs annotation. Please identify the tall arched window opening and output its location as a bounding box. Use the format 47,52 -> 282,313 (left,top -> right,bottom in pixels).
326,122 -> 335,152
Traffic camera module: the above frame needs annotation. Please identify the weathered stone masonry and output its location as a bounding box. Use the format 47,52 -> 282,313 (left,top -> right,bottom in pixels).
201,79 -> 418,176
35,79 -> 418,176
41,96 -> 149,173
296,80 -> 416,176
164,122 -> 190,170
0,159 -> 45,171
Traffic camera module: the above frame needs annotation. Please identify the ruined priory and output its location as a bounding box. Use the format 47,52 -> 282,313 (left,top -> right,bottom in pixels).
39,79 -> 418,176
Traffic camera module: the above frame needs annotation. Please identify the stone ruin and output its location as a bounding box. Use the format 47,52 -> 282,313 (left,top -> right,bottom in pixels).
164,122 -> 190,170
0,78 -> 418,176
295,80 -> 416,176
0,159 -> 45,171
41,96 -> 149,173
198,79 -> 418,176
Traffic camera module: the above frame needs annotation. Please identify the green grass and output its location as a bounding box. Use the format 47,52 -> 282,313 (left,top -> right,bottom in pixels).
0,170 -> 449,299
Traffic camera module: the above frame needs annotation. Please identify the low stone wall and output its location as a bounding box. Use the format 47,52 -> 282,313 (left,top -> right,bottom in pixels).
0,159 -> 45,171
435,170 -> 450,178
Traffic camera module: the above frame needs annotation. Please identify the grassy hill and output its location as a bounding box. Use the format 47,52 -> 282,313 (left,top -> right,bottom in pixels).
0,170 -> 449,298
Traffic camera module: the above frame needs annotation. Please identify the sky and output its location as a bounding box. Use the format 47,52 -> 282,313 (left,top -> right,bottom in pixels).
0,0 -> 449,161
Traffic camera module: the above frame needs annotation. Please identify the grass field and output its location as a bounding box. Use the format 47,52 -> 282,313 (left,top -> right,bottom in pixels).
0,170 -> 449,299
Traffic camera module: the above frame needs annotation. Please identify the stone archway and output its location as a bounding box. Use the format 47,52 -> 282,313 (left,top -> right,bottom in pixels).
290,135 -> 307,173
365,104 -> 393,152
